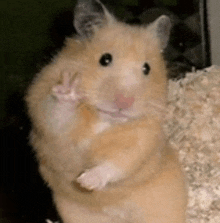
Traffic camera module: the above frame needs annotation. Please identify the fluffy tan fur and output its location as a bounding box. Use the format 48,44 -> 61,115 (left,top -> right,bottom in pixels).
26,3 -> 187,222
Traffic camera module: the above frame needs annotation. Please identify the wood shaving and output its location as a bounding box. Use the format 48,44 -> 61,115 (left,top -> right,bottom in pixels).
165,65 -> 220,222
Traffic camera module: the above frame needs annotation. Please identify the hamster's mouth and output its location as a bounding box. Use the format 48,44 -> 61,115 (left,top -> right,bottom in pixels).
97,108 -> 129,119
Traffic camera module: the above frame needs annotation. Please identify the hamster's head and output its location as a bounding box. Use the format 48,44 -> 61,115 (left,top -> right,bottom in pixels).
63,0 -> 171,121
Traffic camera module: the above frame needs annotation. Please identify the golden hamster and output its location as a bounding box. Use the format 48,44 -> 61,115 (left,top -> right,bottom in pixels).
26,0 -> 187,222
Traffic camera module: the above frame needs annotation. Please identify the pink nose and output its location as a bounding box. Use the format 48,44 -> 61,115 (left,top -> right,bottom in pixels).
115,93 -> 135,109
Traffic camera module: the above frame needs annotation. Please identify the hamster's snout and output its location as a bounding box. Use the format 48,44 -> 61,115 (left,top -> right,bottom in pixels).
115,93 -> 135,110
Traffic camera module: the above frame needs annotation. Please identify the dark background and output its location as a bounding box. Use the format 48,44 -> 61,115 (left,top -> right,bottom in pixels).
0,0 -> 204,222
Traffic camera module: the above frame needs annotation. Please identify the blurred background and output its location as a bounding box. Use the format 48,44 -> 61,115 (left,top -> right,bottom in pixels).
0,0 -> 209,222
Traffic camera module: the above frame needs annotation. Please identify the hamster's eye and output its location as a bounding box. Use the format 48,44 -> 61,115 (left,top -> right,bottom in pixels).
142,63 -> 150,75
99,53 -> 112,66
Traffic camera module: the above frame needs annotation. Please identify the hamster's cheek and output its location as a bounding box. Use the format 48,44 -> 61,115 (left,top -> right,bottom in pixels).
83,76 -> 117,108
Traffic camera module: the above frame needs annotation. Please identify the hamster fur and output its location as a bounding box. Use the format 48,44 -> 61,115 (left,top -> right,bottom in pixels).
25,0 -> 187,222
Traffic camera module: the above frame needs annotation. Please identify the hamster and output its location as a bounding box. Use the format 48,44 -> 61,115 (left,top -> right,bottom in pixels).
25,0 -> 187,222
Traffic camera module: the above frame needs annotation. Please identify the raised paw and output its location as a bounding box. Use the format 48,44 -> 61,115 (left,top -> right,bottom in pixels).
76,163 -> 122,191
52,72 -> 82,102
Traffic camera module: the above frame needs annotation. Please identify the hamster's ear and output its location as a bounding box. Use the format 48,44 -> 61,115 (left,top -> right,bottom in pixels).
148,15 -> 172,49
74,0 -> 114,38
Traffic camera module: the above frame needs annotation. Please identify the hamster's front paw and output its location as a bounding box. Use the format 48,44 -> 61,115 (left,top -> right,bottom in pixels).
76,163 -> 122,191
52,72 -> 82,103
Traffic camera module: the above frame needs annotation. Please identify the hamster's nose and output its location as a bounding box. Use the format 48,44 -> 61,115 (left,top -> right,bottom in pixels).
115,93 -> 135,110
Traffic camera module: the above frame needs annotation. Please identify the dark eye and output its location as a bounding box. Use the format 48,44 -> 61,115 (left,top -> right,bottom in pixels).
142,63 -> 150,75
99,53 -> 112,66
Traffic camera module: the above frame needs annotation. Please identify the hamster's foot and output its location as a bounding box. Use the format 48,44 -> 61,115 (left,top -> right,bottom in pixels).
52,72 -> 81,102
77,163 -> 122,191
